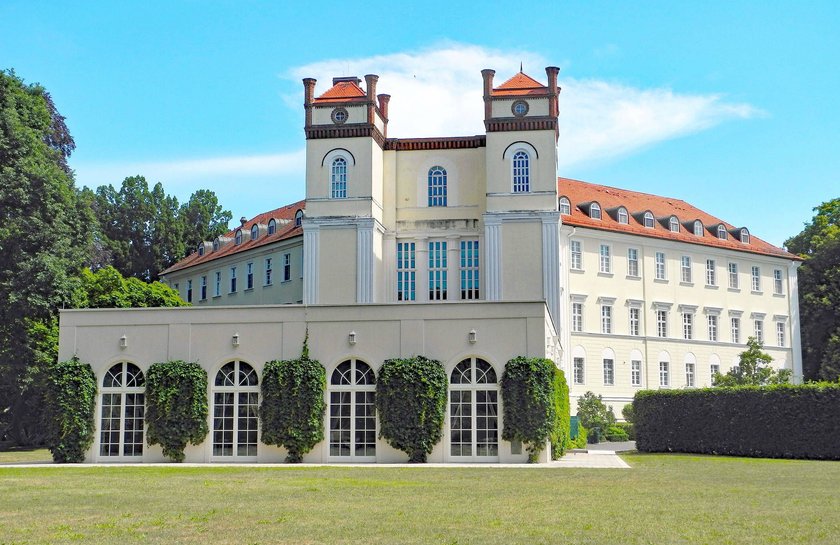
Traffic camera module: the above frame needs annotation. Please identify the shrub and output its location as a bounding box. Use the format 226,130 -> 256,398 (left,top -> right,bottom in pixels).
376,356 -> 447,462
43,357 -> 97,463
145,360 -> 208,462
571,424 -> 588,449
621,403 -> 635,423
551,367 -> 571,460
634,383 -> 840,459
260,355 -> 326,463
615,421 -> 635,441
577,391 -> 615,443
605,425 -> 629,442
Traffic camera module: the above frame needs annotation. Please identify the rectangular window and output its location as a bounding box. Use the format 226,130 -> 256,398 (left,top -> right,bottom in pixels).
751,266 -> 761,291
428,241 -> 447,301
659,361 -> 669,387
711,364 -> 720,381
656,310 -> 668,338
599,244 -> 611,274
283,253 -> 291,282
397,242 -> 416,301
774,269 -> 784,295
601,305 -> 612,334
627,248 -> 639,277
186,279 -> 193,303
728,262 -> 739,289
570,240 -> 582,270
681,256 -> 692,283
265,258 -> 273,286
572,303 -> 583,332
603,359 -> 614,386
573,357 -> 584,385
731,317 -> 741,344
246,263 -> 254,290
655,252 -> 666,280
776,322 -> 785,347
706,259 -> 716,286
631,360 -> 642,387
460,240 -> 479,300
200,276 -> 207,300
629,307 -> 640,336
230,267 -> 237,293
755,320 -> 764,344
686,363 -> 695,388
682,313 -> 693,340
708,315 -> 719,342
214,271 -> 221,297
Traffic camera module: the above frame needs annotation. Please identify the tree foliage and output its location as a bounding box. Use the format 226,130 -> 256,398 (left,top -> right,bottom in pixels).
376,356 -> 447,463
576,391 -> 616,443
714,337 -> 791,386
260,354 -> 326,463
42,357 -> 97,463
145,361 -> 209,462
180,189 -> 233,251
73,266 -> 187,308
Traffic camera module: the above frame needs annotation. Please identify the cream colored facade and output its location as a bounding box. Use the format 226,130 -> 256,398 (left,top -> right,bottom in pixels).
59,66 -> 801,463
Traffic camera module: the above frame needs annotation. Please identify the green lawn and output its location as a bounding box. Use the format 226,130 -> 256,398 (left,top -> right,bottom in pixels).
1,453 -> 838,544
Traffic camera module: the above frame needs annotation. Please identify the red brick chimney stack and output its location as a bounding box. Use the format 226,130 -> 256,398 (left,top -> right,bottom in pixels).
545,66 -> 560,118
377,93 -> 391,136
365,74 -> 379,125
481,69 -> 495,122
302,78 -> 316,128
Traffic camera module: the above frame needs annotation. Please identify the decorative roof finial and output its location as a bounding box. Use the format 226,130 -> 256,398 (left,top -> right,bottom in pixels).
520,61 -> 523,73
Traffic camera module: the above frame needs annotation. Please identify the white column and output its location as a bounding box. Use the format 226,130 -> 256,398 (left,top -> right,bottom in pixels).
303,224 -> 320,304
484,215 -> 502,301
541,213 -> 561,328
356,222 -> 374,303
788,261 -> 803,383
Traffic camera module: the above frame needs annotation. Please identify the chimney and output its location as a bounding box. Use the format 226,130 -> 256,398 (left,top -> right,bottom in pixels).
545,66 -> 560,118
481,69 -> 495,121
240,216 -> 247,227
302,78 -> 317,127
364,74 -> 379,125
377,93 -> 391,136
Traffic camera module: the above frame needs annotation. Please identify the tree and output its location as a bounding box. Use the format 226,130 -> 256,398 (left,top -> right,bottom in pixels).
576,391 -> 616,443
713,337 -> 791,386
785,198 -> 840,381
180,189 -> 233,251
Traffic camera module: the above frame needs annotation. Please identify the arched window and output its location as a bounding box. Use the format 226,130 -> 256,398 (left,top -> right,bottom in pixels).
250,224 -> 259,240
295,209 -> 304,227
268,218 -> 277,235
449,358 -> 498,459
717,224 -> 727,240
329,359 -> 376,458
559,197 -> 571,215
590,202 -> 601,220
617,207 -> 629,224
100,362 -> 145,458
693,220 -> 704,237
212,361 -> 259,458
740,228 -> 750,244
331,157 -> 347,199
428,166 -> 447,207
212,238 -> 220,251
511,151 -> 530,192
669,216 -> 680,233
198,244 -> 205,256
235,229 -> 243,245
644,212 -> 655,228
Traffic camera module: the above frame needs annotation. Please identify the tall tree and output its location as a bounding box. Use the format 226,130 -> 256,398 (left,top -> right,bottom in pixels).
785,198 -> 840,381
0,70 -> 93,443
180,189 -> 232,251
713,337 -> 791,386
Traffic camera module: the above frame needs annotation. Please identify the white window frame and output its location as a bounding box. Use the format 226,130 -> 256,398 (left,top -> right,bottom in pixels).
428,240 -> 448,301
599,244 -> 611,274
283,253 -> 291,282
246,262 -> 254,290
601,305 -> 612,334
214,271 -> 221,297
731,317 -> 741,344
776,322 -> 786,347
656,310 -> 668,338
211,361 -> 259,460
629,307 -> 641,336
655,252 -> 667,280
618,207 -> 629,224
659,361 -> 669,387
428,166 -> 448,207
755,320 -> 764,344
328,359 -> 377,460
331,157 -> 348,199
573,357 -> 585,385
631,360 -> 642,387
572,302 -> 583,332
694,220 -> 704,237
706,259 -> 716,286
728,262 -> 739,289
264,258 -> 273,286
603,358 -> 614,386
627,248 -> 639,277
570,240 -> 583,270
99,362 -> 145,459
681,256 -> 692,283
397,241 -> 416,302
774,269 -> 784,295
751,266 -> 761,292
685,362 -> 695,388
708,315 -> 719,342
559,197 -> 571,215
460,240 -> 480,300
511,150 -> 530,193
669,216 -> 680,232
682,312 -> 693,340
590,202 -> 601,220
644,212 -> 655,228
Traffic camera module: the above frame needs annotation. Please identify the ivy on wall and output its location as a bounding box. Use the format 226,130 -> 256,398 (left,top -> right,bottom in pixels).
145,360 -> 208,462
376,356 -> 447,463
260,355 -> 326,463
43,357 -> 97,463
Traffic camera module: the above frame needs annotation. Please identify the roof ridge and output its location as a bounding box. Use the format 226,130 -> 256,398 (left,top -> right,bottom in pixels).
558,176 -> 691,209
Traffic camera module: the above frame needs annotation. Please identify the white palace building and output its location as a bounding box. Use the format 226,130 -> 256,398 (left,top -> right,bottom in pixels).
58,67 -> 802,463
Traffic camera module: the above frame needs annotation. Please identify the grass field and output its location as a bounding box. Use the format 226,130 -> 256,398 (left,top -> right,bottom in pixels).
1,453 -> 839,544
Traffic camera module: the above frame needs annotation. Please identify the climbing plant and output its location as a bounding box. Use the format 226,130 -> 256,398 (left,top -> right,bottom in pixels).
376,356 -> 447,463
145,360 -> 208,462
43,357 -> 97,463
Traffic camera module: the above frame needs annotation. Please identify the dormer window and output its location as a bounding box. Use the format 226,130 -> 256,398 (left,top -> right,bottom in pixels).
617,207 -> 628,224
295,210 -> 304,227
669,216 -> 680,233
590,202 -> 601,220
740,228 -> 750,244
559,197 -> 571,215
235,229 -> 243,245
198,245 -> 205,256
644,212 -> 655,228
251,224 -> 259,240
268,219 -> 277,235
213,238 -> 220,252
693,220 -> 704,237
717,224 -> 727,240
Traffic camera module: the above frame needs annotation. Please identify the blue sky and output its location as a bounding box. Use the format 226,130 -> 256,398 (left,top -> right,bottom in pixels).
2,1 -> 837,247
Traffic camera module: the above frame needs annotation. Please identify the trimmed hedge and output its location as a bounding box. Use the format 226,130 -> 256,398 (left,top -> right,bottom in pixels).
43,357 -> 97,463
634,383 -> 840,459
551,368 -> 571,459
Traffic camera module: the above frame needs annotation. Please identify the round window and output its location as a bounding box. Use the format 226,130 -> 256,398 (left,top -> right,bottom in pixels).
511,100 -> 529,117
331,108 -> 349,125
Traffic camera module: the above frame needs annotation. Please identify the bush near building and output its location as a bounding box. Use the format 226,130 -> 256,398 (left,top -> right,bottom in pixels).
634,383 -> 840,459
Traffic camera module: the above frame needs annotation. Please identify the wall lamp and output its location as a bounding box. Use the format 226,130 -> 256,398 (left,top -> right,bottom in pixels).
348,331 -> 357,345
232,332 -> 240,347
119,335 -> 128,349
469,329 -> 477,344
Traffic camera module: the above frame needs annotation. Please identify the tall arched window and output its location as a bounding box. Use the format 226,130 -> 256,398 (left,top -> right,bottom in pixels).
331,157 -> 347,199
295,209 -> 304,227
100,362 -> 145,458
693,220 -> 704,237
449,358 -> 498,459
590,202 -> 602,220
329,359 -> 376,459
669,216 -> 680,232
617,207 -> 629,224
644,212 -> 655,228
512,151 -> 530,192
428,166 -> 447,207
212,361 -> 259,458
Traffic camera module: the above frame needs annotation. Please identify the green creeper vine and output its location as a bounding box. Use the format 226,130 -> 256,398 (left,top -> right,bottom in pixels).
376,356 -> 447,463
145,360 -> 208,462
44,357 -> 97,463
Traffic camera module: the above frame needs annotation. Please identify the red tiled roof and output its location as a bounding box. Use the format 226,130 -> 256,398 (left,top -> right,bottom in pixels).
313,81 -> 367,104
493,71 -> 549,97
162,200 -> 305,275
558,178 -> 797,260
